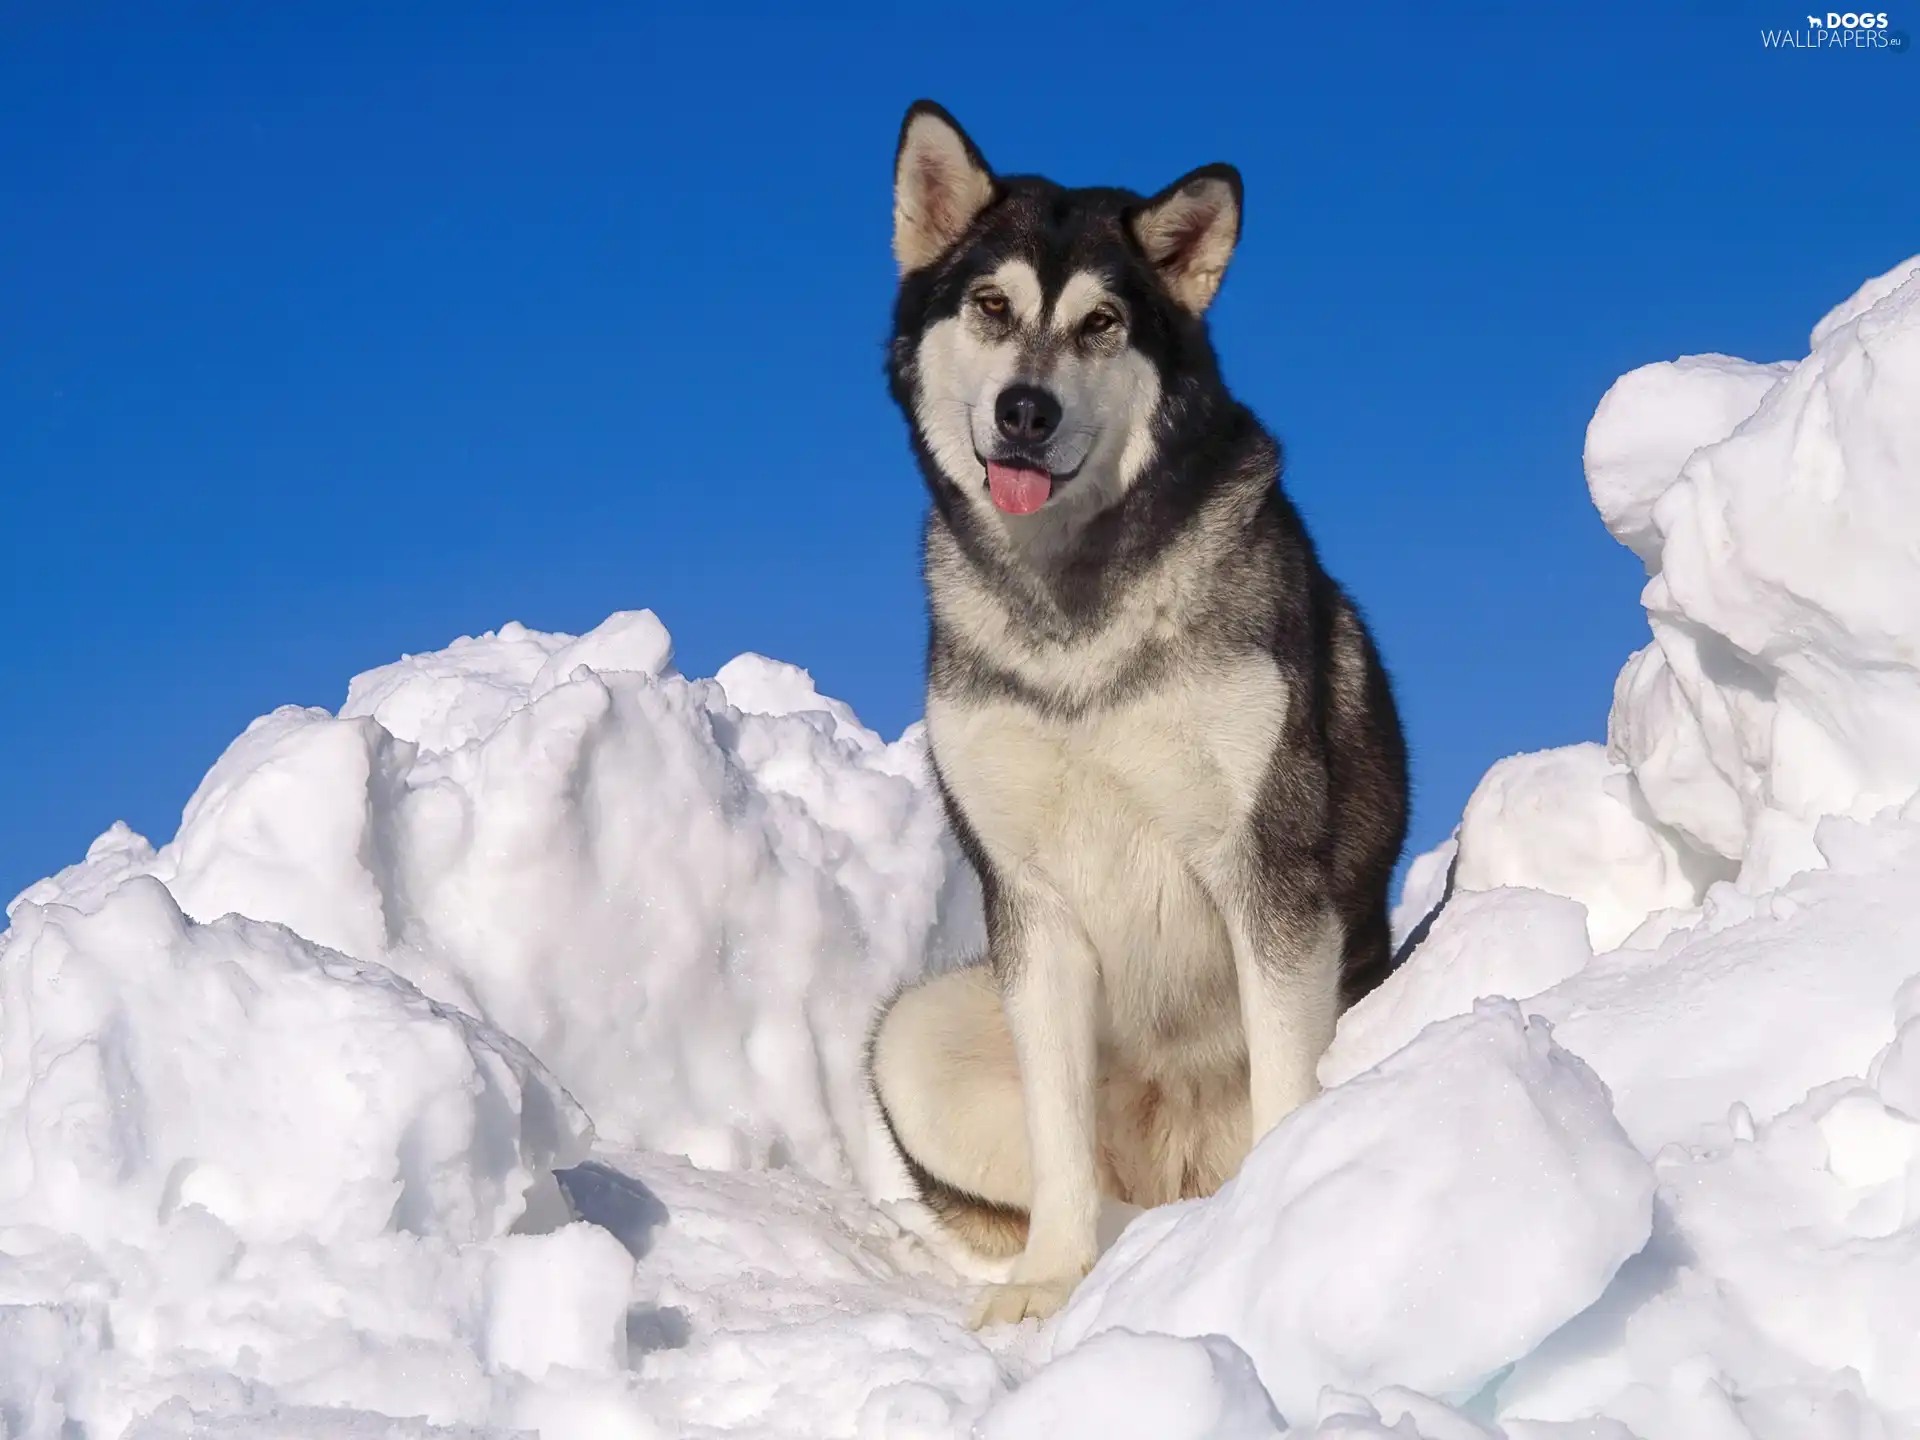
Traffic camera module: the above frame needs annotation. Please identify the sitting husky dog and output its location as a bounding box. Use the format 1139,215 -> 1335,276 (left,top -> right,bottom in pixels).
869,101 -> 1408,1326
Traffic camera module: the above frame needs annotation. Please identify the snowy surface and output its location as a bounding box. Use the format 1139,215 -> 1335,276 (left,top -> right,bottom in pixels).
5,254 -> 1920,1436
1050,1002 -> 1653,1421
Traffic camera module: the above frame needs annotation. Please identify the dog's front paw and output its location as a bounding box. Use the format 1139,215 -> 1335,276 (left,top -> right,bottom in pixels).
968,1275 -> 1078,1328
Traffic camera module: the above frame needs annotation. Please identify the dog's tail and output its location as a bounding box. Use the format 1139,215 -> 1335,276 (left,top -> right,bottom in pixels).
1387,849 -> 1459,972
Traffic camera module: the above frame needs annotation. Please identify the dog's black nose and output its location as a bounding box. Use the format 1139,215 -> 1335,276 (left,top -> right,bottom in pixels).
994,385 -> 1062,445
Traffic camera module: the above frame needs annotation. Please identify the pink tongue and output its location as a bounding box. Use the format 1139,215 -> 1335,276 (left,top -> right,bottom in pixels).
987,462 -> 1052,515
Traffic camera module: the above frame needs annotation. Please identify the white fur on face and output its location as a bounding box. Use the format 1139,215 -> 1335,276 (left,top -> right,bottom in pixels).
994,260 -> 1044,327
1040,273 -> 1163,498
912,259 -> 1034,509
1049,271 -> 1111,331
912,262 -> 1163,529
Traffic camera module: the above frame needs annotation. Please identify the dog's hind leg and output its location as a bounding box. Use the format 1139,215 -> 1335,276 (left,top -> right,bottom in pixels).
870,964 -> 1033,1259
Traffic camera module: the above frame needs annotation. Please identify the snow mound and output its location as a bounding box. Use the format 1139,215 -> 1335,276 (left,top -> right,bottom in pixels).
0,873 -> 627,1434
1452,744 -> 1703,950
1609,256 -> 1920,894
14,611 -> 978,1190
0,875 -> 586,1252
2,610 -> 996,1436
1583,353 -> 1791,570
1047,1002 -> 1654,1422
1496,912 -> 1920,1432
1435,256 -> 1920,943
976,1331 -> 1283,1440
1323,885 -> 1592,1088
1311,256 -> 1920,1433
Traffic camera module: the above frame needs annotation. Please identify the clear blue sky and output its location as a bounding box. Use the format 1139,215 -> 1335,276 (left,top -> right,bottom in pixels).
3,2 -> 1916,904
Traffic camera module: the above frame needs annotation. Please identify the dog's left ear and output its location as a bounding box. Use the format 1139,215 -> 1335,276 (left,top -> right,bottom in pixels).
894,101 -> 997,274
1128,164 -> 1242,315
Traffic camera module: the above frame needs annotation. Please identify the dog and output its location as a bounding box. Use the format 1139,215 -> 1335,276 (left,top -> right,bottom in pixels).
867,101 -> 1409,1327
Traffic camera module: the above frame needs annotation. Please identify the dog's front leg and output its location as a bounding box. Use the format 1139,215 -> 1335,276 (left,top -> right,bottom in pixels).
971,881 -> 1101,1327
1211,857 -> 1344,1146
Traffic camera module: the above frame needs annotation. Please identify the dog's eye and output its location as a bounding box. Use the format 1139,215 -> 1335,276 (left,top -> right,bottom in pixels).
1080,309 -> 1120,338
974,292 -> 1009,319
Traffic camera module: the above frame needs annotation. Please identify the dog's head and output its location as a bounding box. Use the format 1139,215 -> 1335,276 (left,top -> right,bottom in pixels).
887,101 -> 1241,538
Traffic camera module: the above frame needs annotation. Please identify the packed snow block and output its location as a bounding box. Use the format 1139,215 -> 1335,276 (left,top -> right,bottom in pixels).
1322,886 -> 1592,1087
1454,743 -> 1707,950
976,1330 -> 1283,1440
1049,1002 -> 1654,1421
1583,354 -> 1789,571
1595,258 -> 1920,882
162,707 -> 413,968
0,876 -> 589,1251
481,1223 -> 635,1379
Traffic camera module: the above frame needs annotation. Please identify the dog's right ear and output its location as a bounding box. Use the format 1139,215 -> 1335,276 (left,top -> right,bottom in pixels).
893,101 -> 996,275
1129,164 -> 1242,315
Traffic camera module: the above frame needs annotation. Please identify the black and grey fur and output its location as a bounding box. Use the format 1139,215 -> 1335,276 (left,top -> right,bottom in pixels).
867,101 -> 1409,1326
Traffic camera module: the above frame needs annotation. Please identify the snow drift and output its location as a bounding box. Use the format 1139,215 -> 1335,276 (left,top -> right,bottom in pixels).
1457,252 -> 1920,921
1048,1002 -> 1653,1420
2,614 -> 989,1434
0,875 -> 585,1252
14,613 -> 978,1190
4,254 -> 1919,1437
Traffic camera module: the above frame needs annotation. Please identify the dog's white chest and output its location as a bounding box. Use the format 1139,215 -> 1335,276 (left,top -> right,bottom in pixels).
927,658 -> 1286,879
